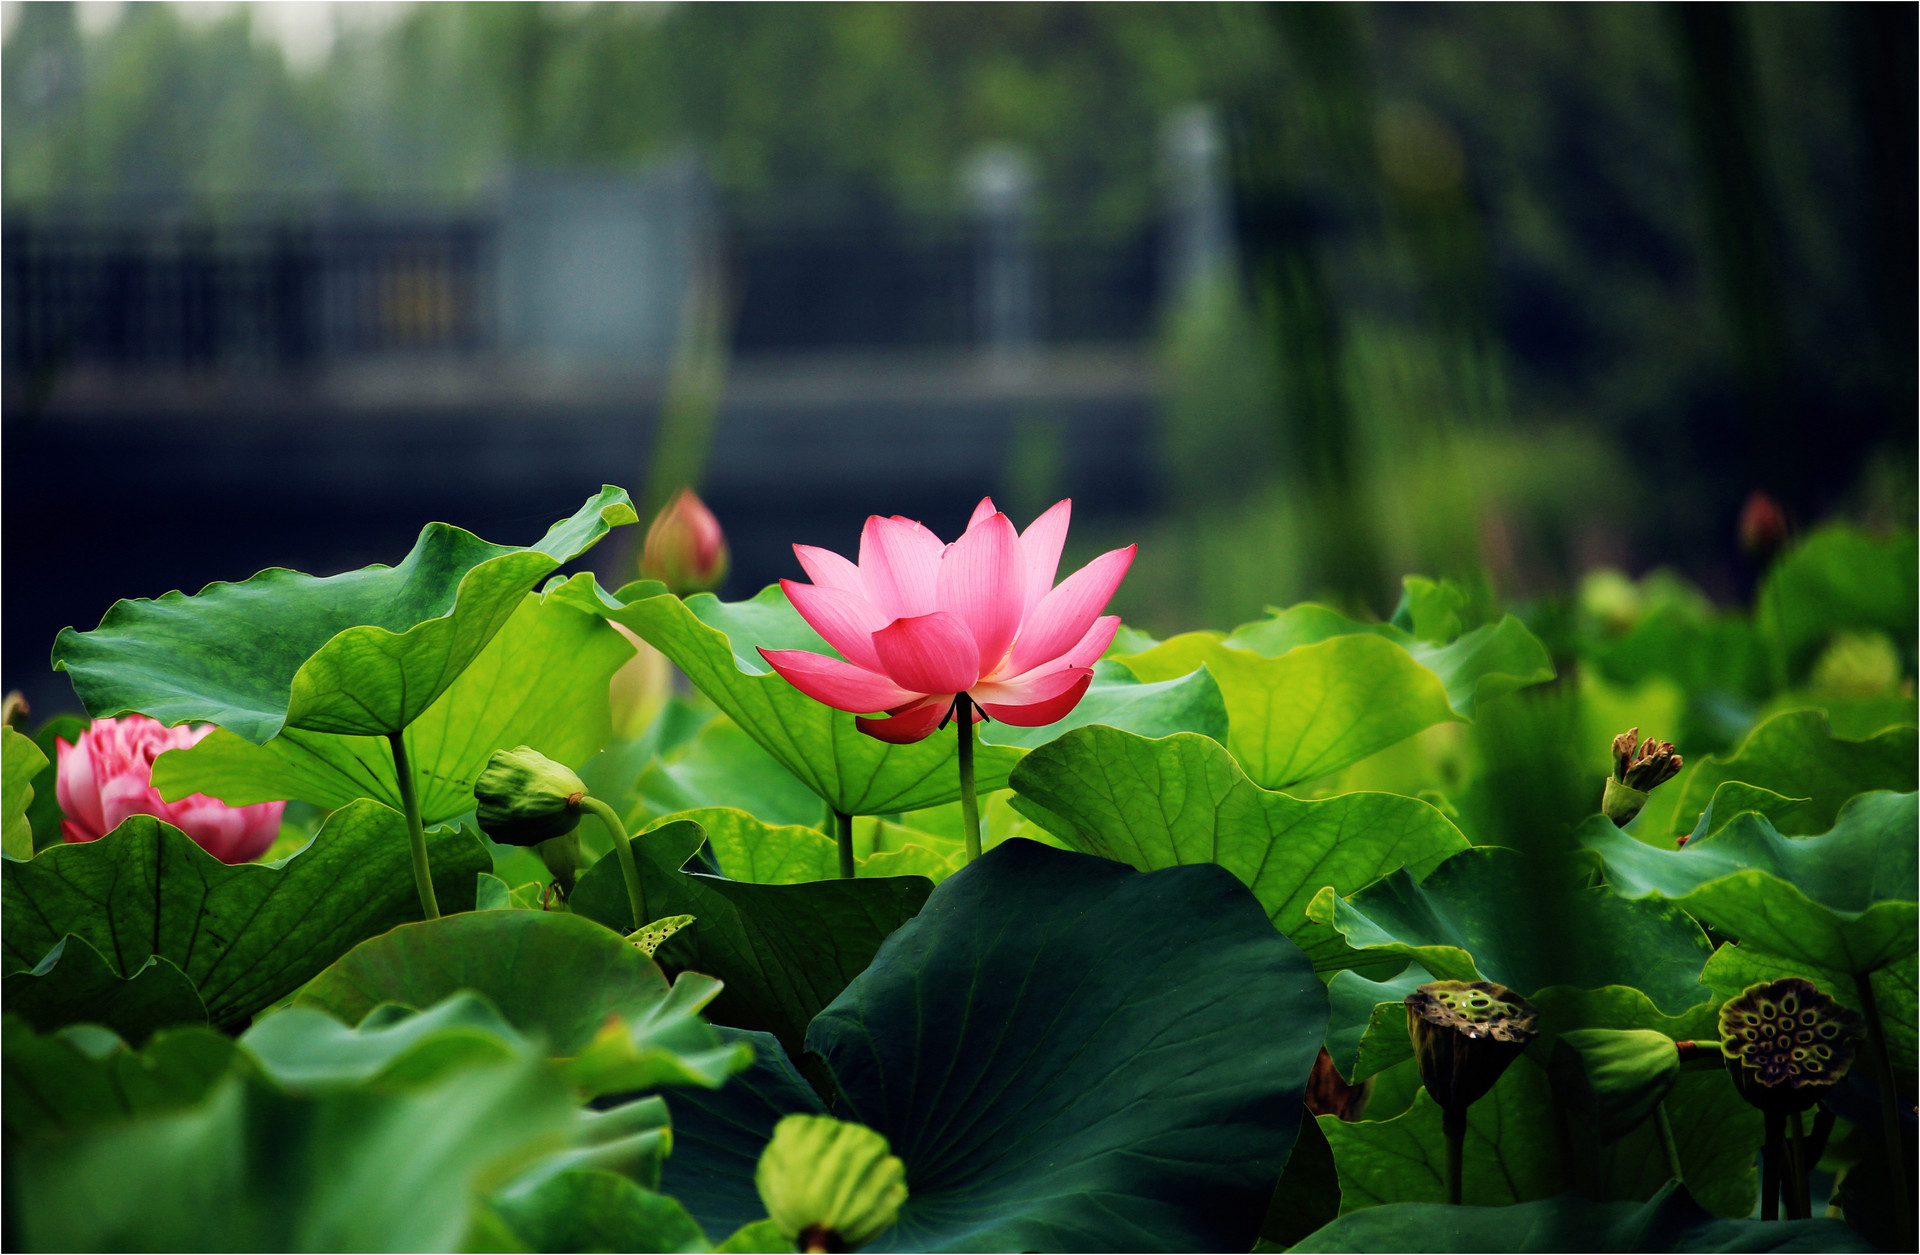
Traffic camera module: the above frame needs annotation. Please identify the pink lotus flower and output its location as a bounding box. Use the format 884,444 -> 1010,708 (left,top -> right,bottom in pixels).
57,715 -> 284,863
760,498 -> 1134,744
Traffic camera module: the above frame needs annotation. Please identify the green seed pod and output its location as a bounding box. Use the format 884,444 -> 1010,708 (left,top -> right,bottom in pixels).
755,1114 -> 907,1252
1406,980 -> 1538,1113
473,746 -> 587,847
1719,977 -> 1859,1114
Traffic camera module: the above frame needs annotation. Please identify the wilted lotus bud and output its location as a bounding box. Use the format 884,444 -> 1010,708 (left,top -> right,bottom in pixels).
474,746 -> 586,847
755,1114 -> 907,1252
640,487 -> 730,596
1719,977 -> 1859,1114
1406,980 -> 1538,1114
1738,490 -> 1788,563
2,691 -> 29,730
1602,727 -> 1682,827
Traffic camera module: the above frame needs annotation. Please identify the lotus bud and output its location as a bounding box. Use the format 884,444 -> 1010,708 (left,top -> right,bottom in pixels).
1406,980 -> 1538,1114
473,746 -> 586,847
1738,490 -> 1788,563
755,1114 -> 907,1252
1719,977 -> 1860,1114
1602,727 -> 1682,827
640,487 -> 730,596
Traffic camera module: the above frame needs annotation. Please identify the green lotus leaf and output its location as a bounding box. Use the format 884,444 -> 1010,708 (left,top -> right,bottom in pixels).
509,1093 -> 675,1198
4,933 -> 206,1045
633,717 -> 827,829
1549,1029 -> 1681,1145
3,1017 -> 238,1142
569,819 -> 933,1059
1116,608 -> 1552,789
151,580 -> 631,826
1298,845 -> 1714,1011
3,725 -> 46,859
51,487 -> 636,743
1668,709 -> 1916,837
660,840 -> 1329,1252
476,873 -> 546,910
1289,1181 -> 1871,1252
12,1049 -> 577,1252
1581,791 -> 1919,976
1680,781 -> 1812,845
1006,726 -> 1468,968
1758,525 -> 1917,681
1325,962 -> 1435,1083
1703,944 -> 1918,1077
1,802 -> 487,1030
294,908 -> 750,1092
486,1168 -> 710,1254
976,657 -> 1227,748
241,991 -> 531,1092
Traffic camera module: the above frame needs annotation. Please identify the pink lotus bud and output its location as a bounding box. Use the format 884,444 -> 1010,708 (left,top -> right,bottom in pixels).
56,715 -> 284,864
640,488 -> 730,596
1738,490 -> 1787,562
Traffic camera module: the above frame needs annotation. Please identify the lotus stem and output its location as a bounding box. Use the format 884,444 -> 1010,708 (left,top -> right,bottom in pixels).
955,693 -> 981,863
835,809 -> 855,879
1655,1101 -> 1683,1186
581,796 -> 648,932
1442,1106 -> 1466,1205
1786,1109 -> 1811,1220
1853,970 -> 1912,1244
1762,1109 -> 1783,1221
387,731 -> 439,920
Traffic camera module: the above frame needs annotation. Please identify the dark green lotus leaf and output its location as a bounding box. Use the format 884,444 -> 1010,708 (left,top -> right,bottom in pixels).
1,803 -> 486,1030
487,1168 -> 709,1254
241,991 -> 530,1092
569,820 -> 933,1059
976,658 -> 1228,748
1290,1181 -> 1872,1253
3,933 -> 206,1044
1007,726 -> 1468,969
3,725 -> 45,859
13,1051 -> 577,1252
151,580 -> 631,825
52,487 -> 636,743
294,908 -> 750,1092
1703,944 -> 1918,1077
1758,525 -> 1917,681
1581,791 -> 1918,976
1116,609 -> 1552,789
2,1017 -> 238,1142
1669,709 -> 1916,837
1259,1104 -> 1340,1249
1298,845 -> 1714,1011
662,840 -> 1329,1253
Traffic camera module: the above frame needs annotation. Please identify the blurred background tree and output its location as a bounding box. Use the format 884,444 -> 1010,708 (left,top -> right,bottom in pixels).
3,1 -> 1913,665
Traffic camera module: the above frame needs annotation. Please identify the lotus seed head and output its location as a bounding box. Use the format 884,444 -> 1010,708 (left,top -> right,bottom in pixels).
1718,977 -> 1860,1113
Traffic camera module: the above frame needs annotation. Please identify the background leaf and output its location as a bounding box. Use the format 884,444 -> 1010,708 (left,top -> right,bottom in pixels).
1,802 -> 487,1030
486,1169 -> 709,1254
1668,710 -> 1916,837
3,1018 -> 237,1142
51,487 -> 635,742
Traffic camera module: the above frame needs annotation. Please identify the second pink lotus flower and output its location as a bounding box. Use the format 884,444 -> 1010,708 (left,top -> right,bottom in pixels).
760,498 -> 1134,744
